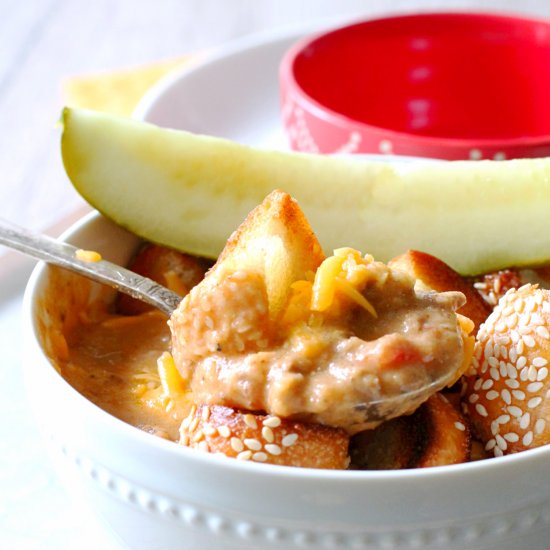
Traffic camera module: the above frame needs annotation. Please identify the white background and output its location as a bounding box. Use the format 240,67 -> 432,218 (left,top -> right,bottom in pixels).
2,1 -> 550,548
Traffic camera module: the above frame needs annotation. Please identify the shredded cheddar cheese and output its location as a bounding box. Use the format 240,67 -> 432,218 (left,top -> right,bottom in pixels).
281,248 -> 378,328
75,249 -> 102,262
311,248 -> 377,317
157,351 -> 186,397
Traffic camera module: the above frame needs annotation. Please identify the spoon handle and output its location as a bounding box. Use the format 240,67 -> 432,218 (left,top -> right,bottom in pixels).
0,218 -> 181,316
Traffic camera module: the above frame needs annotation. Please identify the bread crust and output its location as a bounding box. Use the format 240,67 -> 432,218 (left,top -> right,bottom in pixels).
389,250 -> 491,333
462,284 -> 550,456
180,404 -> 350,469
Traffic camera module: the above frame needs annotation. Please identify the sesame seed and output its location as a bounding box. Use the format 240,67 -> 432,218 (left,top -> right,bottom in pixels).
504,432 -> 519,442
501,389 -> 512,405
485,439 -> 496,450
528,397 -> 543,409
484,341 -> 494,359
531,314 -> 544,326
499,362 -> 508,378
535,419 -> 546,434
262,417 -> 281,430
473,378 -> 483,391
252,452 -> 268,462
486,390 -> 499,401
517,356 -> 527,369
512,390 -> 526,401
523,431 -> 534,446
218,425 -> 231,438
537,367 -> 549,381
193,430 -> 204,443
520,413 -> 531,430
509,348 -> 518,363
180,416 -> 192,430
505,379 -> 520,389
468,393 -> 479,403
494,447 -> 504,457
262,426 -> 274,443
236,450 -> 252,461
490,367 -> 500,381
506,315 -> 518,329
202,424 -> 217,436
507,405 -> 523,418
520,367 -> 529,381
528,366 -> 538,382
527,382 -> 544,393
244,438 -> 262,451
533,357 -> 548,367
519,315 -> 531,328
517,340 -> 525,355
507,364 -> 518,379
265,444 -> 282,455
496,335 -> 511,346
495,434 -> 507,451
204,316 -> 214,329
201,406 -> 211,421
475,403 -> 488,417
282,433 -> 299,447
482,379 -> 494,390
197,441 -> 210,452
488,356 -> 499,368
230,437 -> 244,452
497,414 -> 511,425
491,421 -> 499,435
454,421 -> 466,431
243,414 -> 258,429
180,434 -> 190,446
188,417 -> 199,432
523,335 -> 536,348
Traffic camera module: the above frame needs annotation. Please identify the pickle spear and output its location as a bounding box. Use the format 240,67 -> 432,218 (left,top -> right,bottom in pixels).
61,107 -> 550,275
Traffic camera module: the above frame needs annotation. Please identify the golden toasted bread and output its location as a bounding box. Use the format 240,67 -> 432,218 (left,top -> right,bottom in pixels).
180,405 -> 349,469
117,244 -> 211,315
349,392 -> 471,469
205,189 -> 325,318
389,250 -> 491,333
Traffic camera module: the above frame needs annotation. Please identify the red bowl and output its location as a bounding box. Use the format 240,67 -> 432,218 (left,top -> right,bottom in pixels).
280,12 -> 550,160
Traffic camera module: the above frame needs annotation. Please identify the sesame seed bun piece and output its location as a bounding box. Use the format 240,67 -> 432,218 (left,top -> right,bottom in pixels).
463,284 -> 550,457
389,250 -> 491,334
179,405 -> 350,469
117,244 -> 210,315
349,392 -> 471,470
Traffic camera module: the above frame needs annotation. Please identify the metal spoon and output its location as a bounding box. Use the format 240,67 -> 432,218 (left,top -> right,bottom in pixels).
4,218 -> 461,426
0,218 -> 181,315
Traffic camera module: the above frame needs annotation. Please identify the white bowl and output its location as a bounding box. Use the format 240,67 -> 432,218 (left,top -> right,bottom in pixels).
22,212 -> 550,549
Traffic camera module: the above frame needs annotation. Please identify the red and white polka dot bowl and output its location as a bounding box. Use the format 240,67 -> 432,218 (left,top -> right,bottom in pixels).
280,12 -> 550,160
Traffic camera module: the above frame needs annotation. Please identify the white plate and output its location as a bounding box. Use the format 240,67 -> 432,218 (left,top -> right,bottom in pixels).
134,29 -> 306,149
